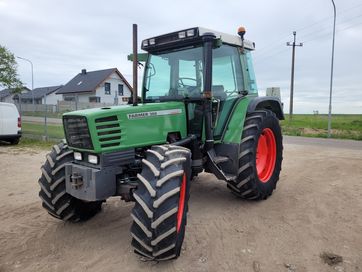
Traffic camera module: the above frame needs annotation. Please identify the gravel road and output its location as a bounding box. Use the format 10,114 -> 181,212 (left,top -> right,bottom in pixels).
0,136 -> 361,272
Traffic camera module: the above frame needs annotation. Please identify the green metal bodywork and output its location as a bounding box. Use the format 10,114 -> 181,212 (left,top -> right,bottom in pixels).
63,96 -> 257,153
222,96 -> 255,144
127,53 -> 148,62
63,102 -> 187,153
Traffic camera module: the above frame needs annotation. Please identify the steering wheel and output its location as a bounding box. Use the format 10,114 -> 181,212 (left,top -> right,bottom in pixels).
225,90 -> 239,97
178,77 -> 197,88
177,78 -> 201,97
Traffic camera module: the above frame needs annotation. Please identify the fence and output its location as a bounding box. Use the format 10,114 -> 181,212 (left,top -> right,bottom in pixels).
57,101 -> 113,112
15,101 -> 114,114
14,101 -> 115,142
16,103 -> 57,113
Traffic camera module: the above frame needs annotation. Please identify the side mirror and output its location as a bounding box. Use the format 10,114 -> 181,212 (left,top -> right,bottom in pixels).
211,98 -> 221,128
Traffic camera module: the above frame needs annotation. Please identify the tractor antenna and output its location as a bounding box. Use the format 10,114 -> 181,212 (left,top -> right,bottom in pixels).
238,26 -> 246,53
132,24 -> 138,106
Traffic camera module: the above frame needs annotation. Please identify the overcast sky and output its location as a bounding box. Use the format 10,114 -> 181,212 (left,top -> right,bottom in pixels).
1,0 -> 361,113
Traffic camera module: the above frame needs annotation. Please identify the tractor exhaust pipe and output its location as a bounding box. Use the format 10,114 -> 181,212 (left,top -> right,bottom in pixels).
202,33 -> 216,151
132,24 -> 138,106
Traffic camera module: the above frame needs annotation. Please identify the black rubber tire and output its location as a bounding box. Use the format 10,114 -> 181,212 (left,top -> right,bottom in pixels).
10,138 -> 20,145
38,141 -> 103,222
130,145 -> 191,261
227,110 -> 283,200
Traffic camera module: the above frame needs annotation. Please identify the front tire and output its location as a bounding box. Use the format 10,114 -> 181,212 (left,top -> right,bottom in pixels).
228,110 -> 283,200
38,141 -> 103,222
130,145 -> 191,261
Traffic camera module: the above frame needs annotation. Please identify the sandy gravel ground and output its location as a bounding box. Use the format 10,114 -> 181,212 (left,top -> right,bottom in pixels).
0,136 -> 361,272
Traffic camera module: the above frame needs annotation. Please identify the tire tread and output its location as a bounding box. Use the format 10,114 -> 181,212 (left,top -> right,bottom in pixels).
227,110 -> 283,200
130,145 -> 191,261
38,142 -> 102,222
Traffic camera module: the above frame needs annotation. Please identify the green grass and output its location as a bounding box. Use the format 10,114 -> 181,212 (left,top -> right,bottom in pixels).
22,111 -> 64,118
22,122 -> 64,140
18,138 -> 57,149
281,114 -> 362,140
19,114 -> 362,147
0,138 -> 57,149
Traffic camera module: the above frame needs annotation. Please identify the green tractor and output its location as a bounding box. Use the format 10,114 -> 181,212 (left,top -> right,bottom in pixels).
38,26 -> 283,261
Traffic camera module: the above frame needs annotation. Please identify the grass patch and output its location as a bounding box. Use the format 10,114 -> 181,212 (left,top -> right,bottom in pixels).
0,138 -> 57,149
18,114 -> 362,145
22,122 -> 64,139
281,114 -> 362,140
22,111 -> 64,118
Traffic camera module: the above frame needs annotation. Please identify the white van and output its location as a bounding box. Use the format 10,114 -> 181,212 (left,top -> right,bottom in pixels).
0,102 -> 21,144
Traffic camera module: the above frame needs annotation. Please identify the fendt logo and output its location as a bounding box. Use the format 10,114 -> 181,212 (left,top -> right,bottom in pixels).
127,109 -> 182,120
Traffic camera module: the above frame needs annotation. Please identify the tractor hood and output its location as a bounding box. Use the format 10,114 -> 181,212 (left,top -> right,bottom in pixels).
62,102 -> 187,153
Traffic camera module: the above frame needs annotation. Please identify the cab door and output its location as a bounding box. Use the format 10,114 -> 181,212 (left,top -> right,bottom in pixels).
212,45 -> 244,139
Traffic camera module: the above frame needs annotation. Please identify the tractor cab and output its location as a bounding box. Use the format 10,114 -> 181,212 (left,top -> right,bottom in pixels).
140,27 -> 258,139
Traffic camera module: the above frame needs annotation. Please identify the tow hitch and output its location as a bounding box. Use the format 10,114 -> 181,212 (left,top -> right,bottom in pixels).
70,173 -> 83,189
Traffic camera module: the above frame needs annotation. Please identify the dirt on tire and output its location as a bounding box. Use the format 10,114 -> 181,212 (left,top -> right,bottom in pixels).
0,136 -> 361,272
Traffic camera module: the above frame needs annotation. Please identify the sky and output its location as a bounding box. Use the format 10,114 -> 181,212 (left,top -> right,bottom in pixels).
0,0 -> 361,114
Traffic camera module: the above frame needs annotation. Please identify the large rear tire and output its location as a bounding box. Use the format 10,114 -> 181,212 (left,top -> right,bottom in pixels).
38,141 -> 103,222
227,110 -> 283,200
130,145 -> 191,261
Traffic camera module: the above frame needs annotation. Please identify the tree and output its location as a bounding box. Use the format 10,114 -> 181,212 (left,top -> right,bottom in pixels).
0,45 -> 23,92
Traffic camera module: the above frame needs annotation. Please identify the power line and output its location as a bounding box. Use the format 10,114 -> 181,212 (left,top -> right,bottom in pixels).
254,13 -> 362,62
299,13 -> 362,41
295,3 -> 362,33
254,47 -> 289,64
303,19 -> 362,44
254,3 -> 362,57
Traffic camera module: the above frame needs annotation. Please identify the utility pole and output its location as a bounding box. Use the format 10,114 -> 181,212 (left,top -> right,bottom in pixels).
287,31 -> 303,120
328,0 -> 337,138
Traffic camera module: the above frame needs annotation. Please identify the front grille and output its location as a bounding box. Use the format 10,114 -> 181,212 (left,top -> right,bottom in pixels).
63,116 -> 93,149
95,115 -> 121,148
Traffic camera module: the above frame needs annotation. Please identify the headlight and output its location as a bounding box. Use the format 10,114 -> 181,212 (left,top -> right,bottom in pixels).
186,29 -> 195,37
74,152 -> 82,161
88,154 -> 98,164
178,31 -> 186,39
149,38 -> 155,45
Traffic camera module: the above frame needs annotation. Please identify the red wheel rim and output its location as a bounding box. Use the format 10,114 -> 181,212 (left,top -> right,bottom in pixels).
256,128 -> 276,182
176,174 -> 186,232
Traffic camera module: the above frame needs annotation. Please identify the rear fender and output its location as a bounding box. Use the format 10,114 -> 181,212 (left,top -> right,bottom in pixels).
247,97 -> 284,120
221,97 -> 250,144
221,96 -> 284,144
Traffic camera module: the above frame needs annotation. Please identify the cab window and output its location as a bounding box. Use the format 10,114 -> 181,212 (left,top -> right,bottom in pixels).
213,45 -> 244,138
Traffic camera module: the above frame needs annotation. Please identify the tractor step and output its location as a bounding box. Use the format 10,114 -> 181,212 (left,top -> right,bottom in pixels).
206,149 -> 235,182
214,156 -> 229,164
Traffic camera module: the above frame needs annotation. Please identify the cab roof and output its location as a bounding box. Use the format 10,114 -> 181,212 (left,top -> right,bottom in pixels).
142,27 -> 255,52
198,27 -> 255,50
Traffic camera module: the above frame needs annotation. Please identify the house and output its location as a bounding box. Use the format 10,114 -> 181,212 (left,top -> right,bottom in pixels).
0,87 -> 31,103
19,85 -> 63,104
56,68 -> 133,105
